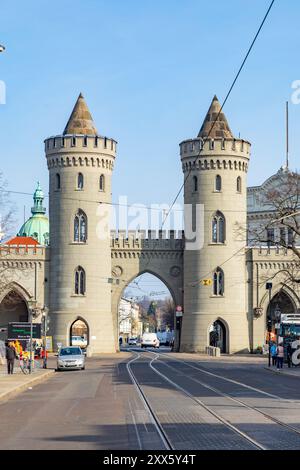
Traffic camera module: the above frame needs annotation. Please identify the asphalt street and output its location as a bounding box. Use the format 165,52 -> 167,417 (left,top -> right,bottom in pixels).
1,349 -> 300,450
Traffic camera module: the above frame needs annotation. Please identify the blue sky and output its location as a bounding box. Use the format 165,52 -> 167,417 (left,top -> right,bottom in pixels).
0,0 -> 299,235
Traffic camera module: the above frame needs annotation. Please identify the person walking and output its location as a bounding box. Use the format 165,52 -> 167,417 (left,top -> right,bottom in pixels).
287,343 -> 294,368
5,341 -> 17,375
270,342 -> 277,366
276,343 -> 284,370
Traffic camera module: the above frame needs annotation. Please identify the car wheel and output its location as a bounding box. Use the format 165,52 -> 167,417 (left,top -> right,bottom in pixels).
81,366 -> 85,370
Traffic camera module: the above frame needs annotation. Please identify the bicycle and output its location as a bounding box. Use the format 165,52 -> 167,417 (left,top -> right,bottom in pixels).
19,356 -> 42,374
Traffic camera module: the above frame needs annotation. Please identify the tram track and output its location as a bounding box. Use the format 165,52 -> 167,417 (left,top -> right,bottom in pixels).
143,349 -> 300,449
126,350 -> 265,450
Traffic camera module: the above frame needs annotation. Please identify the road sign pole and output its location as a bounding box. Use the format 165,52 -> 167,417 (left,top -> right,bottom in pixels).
29,310 -> 33,374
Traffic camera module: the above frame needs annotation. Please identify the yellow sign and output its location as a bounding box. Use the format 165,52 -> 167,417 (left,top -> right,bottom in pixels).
201,279 -> 213,286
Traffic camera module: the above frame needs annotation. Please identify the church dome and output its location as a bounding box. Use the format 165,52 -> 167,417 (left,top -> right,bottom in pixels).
17,182 -> 49,245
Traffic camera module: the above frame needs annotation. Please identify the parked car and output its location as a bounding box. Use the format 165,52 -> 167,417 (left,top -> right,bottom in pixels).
57,346 -> 86,371
71,335 -> 88,348
141,333 -> 160,349
128,337 -> 138,346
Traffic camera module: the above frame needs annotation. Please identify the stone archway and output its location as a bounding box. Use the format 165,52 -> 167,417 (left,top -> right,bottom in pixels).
0,290 -> 29,341
69,317 -> 89,349
112,269 -> 181,350
267,290 -> 296,329
209,318 -> 228,353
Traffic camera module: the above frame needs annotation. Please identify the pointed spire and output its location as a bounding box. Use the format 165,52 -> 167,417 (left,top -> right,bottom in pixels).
198,95 -> 234,139
63,93 -> 98,135
32,182 -> 46,215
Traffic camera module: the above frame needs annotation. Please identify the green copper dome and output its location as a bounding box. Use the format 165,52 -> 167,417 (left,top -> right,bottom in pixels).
17,182 -> 49,245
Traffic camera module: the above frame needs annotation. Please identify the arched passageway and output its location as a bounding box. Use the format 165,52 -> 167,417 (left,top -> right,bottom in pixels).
0,291 -> 29,341
70,318 -> 89,349
267,291 -> 295,329
118,272 -> 176,345
209,319 -> 227,353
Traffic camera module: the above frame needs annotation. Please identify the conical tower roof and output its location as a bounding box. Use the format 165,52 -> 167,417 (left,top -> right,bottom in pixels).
63,93 -> 98,135
198,95 -> 234,139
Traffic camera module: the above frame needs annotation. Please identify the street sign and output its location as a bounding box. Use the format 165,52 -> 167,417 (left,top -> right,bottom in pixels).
201,279 -> 212,286
176,306 -> 182,312
7,323 -> 42,341
176,312 -> 183,318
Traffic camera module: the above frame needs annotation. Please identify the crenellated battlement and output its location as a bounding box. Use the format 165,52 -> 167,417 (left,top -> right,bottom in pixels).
180,138 -> 251,159
45,135 -> 117,156
110,230 -> 184,251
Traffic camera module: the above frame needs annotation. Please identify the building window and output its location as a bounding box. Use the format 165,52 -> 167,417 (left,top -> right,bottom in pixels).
72,137 -> 76,147
215,175 -> 222,192
267,228 -> 275,247
237,176 -> 242,193
77,173 -> 84,190
99,174 -> 105,191
213,268 -> 224,296
75,266 -> 86,295
288,228 -> 294,246
83,136 -> 88,147
56,173 -> 61,190
74,210 -> 87,243
212,211 -> 225,243
193,175 -> 198,192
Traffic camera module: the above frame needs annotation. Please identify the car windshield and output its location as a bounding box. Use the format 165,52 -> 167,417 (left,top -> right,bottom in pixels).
60,347 -> 82,356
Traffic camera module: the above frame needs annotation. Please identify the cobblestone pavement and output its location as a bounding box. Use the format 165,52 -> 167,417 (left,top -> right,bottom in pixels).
1,350 -> 300,450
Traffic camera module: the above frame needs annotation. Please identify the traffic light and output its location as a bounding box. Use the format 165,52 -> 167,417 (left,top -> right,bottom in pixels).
267,318 -> 272,333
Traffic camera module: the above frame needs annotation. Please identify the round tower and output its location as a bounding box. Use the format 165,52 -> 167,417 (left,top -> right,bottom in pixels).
180,95 -> 251,353
45,93 -> 117,354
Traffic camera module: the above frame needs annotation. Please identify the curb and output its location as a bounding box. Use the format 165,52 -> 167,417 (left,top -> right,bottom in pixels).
0,369 -> 55,404
264,366 -> 300,378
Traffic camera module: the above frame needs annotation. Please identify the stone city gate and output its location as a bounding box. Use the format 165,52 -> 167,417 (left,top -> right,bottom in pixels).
110,230 -> 184,348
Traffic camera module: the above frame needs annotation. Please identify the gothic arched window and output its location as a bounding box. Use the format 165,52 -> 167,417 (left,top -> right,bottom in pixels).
215,175 -> 222,192
213,267 -> 224,296
75,266 -> 86,295
237,176 -> 242,193
77,173 -> 84,190
99,174 -> 105,191
212,211 -> 225,243
193,175 -> 198,192
74,210 -> 87,243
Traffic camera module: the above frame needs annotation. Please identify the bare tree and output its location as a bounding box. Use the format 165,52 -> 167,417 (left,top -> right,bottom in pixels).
0,173 -> 21,304
247,171 -> 300,287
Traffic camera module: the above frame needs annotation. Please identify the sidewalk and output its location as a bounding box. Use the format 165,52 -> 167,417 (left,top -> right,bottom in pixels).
265,364 -> 300,378
0,362 -> 54,403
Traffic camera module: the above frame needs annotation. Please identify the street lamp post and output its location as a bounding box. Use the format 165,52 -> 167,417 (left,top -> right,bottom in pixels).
266,283 -> 273,367
42,307 -> 49,369
27,299 -> 37,374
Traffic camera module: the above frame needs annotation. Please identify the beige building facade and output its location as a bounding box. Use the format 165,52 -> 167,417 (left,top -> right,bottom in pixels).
0,94 -> 299,354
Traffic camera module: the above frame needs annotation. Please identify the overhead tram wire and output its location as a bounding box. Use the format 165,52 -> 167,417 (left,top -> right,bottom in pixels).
134,0 -> 276,285
9,2 -> 276,294
160,0 -> 276,231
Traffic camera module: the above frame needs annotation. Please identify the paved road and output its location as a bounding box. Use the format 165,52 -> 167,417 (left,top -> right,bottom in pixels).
1,349 -> 300,450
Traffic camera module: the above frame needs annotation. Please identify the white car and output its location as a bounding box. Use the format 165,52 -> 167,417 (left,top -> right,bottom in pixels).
71,335 -> 87,348
128,337 -> 138,346
141,333 -> 160,349
57,346 -> 86,371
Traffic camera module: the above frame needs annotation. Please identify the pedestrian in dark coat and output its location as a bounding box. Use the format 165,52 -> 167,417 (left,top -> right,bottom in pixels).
5,342 -> 17,375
